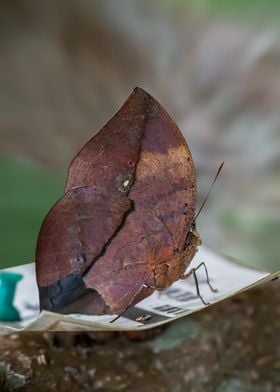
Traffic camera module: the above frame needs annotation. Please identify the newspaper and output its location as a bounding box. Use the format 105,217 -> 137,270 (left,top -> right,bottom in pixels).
0,246 -> 279,333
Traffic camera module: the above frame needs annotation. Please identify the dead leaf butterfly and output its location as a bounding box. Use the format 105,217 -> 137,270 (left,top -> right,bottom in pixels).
35,87 -> 220,319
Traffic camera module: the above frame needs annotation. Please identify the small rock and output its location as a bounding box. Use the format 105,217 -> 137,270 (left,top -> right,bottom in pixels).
217,379 -> 267,392
124,361 -> 138,374
6,371 -> 27,391
0,362 -> 27,391
149,319 -> 199,353
88,368 -> 96,379
94,379 -> 105,389
64,366 -> 78,379
37,354 -> 47,365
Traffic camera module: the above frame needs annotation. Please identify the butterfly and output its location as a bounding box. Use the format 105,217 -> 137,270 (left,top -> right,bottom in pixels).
36,87 -> 217,318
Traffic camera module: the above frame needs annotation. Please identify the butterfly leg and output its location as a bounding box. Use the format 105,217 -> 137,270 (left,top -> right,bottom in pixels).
109,280 -> 167,323
109,283 -> 152,323
196,262 -> 218,293
181,262 -> 217,305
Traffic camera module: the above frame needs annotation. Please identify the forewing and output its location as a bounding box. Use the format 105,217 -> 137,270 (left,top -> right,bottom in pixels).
84,89 -> 197,313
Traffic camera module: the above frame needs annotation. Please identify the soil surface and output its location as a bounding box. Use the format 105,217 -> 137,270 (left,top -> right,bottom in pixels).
0,279 -> 279,391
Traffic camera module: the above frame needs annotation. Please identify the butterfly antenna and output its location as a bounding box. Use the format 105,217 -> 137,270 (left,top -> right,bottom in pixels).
194,162 -> 224,223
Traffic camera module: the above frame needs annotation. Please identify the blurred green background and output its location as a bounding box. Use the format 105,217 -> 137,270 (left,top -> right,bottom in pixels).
0,0 -> 279,272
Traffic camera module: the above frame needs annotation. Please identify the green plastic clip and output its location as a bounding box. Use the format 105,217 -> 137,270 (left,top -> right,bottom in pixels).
0,272 -> 23,321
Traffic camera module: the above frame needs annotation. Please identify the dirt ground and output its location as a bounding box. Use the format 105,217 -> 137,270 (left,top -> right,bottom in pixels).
0,278 -> 279,392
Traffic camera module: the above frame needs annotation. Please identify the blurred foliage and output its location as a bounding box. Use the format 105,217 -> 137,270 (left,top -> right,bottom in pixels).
0,156 -> 64,269
222,208 -> 280,271
167,0 -> 280,18
207,0 -> 280,15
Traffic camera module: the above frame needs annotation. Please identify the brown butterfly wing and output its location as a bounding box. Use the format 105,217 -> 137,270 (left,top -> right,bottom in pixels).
36,187 -> 131,311
36,87 -> 197,315
65,88 -> 148,192
84,89 -> 196,314
36,88 -> 148,312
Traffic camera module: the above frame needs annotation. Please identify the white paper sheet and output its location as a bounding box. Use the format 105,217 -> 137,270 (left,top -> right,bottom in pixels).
0,246 -> 279,332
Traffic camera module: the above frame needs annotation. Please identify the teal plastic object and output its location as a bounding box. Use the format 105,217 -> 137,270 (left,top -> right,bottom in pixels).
0,272 -> 22,321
